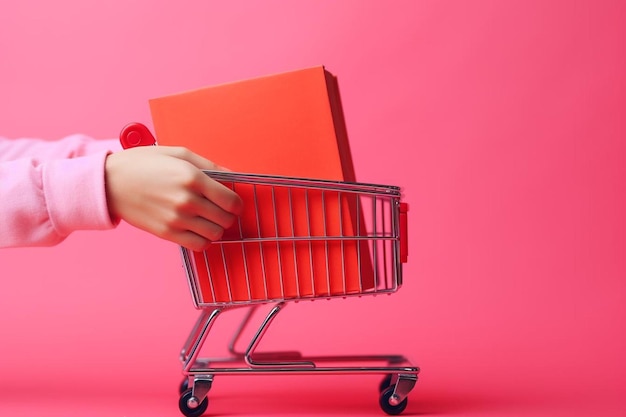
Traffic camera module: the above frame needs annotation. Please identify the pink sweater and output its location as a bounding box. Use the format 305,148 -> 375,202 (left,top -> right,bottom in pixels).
0,134 -> 122,248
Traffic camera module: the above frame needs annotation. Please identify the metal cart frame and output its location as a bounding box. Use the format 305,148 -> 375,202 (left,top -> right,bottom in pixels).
176,171 -> 419,417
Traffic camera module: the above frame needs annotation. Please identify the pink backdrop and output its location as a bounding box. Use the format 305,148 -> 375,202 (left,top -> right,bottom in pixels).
1,1 -> 624,416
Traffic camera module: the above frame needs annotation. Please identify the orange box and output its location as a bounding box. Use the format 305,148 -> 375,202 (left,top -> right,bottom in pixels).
149,66 -> 374,302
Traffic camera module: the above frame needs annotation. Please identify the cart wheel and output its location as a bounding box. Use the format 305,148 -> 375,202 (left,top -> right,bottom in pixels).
379,386 -> 408,416
179,388 -> 209,417
179,379 -> 189,394
378,374 -> 394,393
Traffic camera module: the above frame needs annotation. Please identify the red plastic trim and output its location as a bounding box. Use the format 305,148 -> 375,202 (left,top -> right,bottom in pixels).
119,122 -> 156,149
399,202 -> 409,263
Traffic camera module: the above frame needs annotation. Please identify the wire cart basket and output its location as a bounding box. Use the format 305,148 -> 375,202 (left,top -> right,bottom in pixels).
120,123 -> 420,416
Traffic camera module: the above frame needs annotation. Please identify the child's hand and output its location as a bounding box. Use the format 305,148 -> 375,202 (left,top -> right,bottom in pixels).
104,146 -> 243,251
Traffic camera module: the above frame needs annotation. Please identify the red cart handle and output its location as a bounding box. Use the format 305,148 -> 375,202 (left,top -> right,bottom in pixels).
399,202 -> 409,263
119,122 -> 156,149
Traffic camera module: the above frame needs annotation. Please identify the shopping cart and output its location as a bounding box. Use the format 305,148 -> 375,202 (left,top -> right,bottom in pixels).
120,123 -> 419,416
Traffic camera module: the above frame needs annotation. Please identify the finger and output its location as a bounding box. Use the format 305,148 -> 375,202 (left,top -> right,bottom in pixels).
185,216 -> 226,242
186,194 -> 237,229
157,147 -> 243,214
167,213 -> 226,242
162,146 -> 231,171
173,230 -> 211,252
194,175 -> 244,216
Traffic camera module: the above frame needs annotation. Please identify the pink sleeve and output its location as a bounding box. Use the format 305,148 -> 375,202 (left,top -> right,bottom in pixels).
0,134 -> 123,248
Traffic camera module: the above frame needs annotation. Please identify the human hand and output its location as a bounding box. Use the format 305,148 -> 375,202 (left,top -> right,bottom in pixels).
104,146 -> 243,251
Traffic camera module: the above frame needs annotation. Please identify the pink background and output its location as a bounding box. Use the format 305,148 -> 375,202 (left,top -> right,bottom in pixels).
1,1 -> 624,416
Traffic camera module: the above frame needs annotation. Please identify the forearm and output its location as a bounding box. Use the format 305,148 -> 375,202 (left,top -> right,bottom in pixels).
0,151 -> 118,248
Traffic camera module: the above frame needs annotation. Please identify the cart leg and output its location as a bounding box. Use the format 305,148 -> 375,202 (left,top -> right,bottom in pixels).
183,308 -> 222,372
180,309 -> 215,362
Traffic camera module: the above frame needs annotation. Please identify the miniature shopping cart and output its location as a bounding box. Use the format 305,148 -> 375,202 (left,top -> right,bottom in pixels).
120,123 -> 420,416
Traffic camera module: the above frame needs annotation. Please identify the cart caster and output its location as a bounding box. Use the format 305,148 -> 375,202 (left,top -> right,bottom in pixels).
179,388 -> 209,417
180,377 -> 213,395
379,386 -> 408,416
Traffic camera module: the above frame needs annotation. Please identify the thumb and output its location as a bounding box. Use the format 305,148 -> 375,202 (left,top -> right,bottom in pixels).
162,146 -> 233,171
